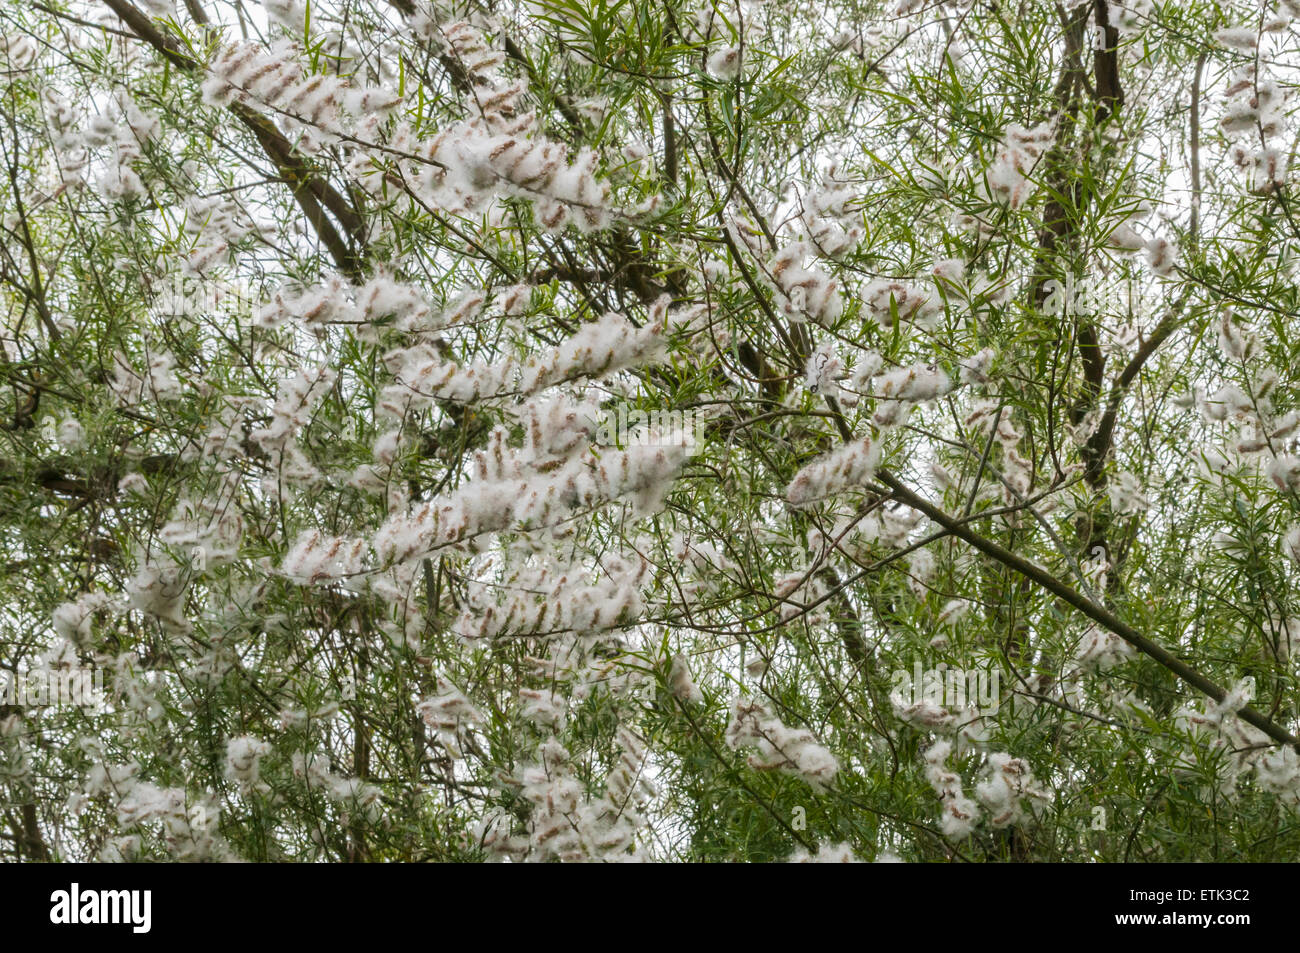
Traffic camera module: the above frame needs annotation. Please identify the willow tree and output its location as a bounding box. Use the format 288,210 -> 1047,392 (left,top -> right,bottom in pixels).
1,0 -> 1298,862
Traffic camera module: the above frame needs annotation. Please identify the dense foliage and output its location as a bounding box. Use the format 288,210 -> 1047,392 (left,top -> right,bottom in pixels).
2,0 -> 1300,862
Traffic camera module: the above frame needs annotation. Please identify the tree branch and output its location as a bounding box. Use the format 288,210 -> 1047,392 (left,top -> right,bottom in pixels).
98,0 -> 366,277
872,468 -> 1300,751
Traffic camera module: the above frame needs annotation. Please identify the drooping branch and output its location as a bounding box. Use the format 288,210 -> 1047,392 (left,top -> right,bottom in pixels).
817,389 -> 1298,749
872,468 -> 1300,751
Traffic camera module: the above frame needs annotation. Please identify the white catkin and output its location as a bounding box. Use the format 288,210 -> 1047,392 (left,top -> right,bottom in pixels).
786,435 -> 881,506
